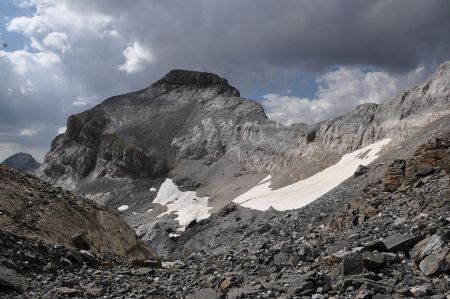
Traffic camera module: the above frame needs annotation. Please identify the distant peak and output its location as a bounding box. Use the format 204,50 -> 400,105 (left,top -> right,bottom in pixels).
9,152 -> 33,158
151,69 -> 240,97
1,152 -> 40,172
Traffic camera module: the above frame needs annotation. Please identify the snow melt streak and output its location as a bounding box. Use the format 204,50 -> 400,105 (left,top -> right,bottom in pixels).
153,179 -> 211,231
233,138 -> 391,211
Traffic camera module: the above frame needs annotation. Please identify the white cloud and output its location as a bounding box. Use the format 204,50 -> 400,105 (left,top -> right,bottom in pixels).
20,79 -> 38,94
118,41 -> 153,74
57,126 -> 66,134
7,1 -> 112,36
43,32 -> 69,52
0,49 -> 60,74
262,66 -> 426,125
72,96 -> 97,107
20,123 -> 46,136
20,128 -> 39,136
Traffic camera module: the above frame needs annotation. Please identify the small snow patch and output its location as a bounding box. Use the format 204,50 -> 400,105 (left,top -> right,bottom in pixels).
146,208 -> 153,213
132,212 -> 138,215
118,205 -> 129,211
150,187 -> 157,192
153,178 -> 211,231
169,233 -> 180,238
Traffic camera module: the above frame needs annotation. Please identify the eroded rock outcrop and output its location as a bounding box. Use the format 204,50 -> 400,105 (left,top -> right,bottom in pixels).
0,165 -> 158,260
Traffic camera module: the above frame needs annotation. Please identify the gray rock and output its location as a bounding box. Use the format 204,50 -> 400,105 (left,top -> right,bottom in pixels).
79,250 -> 99,266
0,265 -> 28,293
71,233 -> 90,250
418,246 -> 449,276
257,223 -> 272,234
362,251 -> 387,271
409,235 -> 443,264
382,234 -> 423,254
55,287 -> 78,296
341,252 -> 364,276
410,285 -> 431,298
354,165 -> 369,177
60,257 -> 73,267
67,249 -> 84,264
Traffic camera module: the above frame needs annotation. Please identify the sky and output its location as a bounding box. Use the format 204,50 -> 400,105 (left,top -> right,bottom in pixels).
0,0 -> 449,162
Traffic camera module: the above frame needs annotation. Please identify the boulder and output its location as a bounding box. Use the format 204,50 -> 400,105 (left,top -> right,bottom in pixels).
79,250 -> 99,266
362,251 -> 387,271
418,246 -> 449,276
363,241 -> 387,252
409,234 -> 443,263
71,233 -> 91,250
381,234 -> 422,254
130,258 -> 162,268
354,165 -> 369,177
341,252 -> 364,276
409,286 -> 431,298
0,265 -> 28,293
67,249 -> 84,264
257,223 -> 272,233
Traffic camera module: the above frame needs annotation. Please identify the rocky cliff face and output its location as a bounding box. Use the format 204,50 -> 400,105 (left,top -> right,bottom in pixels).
37,63 -> 450,240
2,153 -> 40,173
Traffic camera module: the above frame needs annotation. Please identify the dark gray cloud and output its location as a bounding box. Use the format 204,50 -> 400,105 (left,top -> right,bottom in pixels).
1,0 -> 449,161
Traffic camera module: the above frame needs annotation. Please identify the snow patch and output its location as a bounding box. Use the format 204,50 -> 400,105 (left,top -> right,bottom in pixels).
118,205 -> 129,211
169,233 -> 180,238
146,208 -> 153,213
233,138 -> 391,211
150,187 -> 157,192
153,178 -> 211,231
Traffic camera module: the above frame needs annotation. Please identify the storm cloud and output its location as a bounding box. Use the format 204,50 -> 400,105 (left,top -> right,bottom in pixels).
1,0 -> 450,161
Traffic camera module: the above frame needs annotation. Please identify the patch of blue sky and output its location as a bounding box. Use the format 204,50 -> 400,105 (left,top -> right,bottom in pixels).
0,1 -> 35,51
244,71 -> 318,102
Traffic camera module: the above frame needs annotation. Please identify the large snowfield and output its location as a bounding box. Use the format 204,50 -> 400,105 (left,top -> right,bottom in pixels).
233,138 -> 391,211
153,178 -> 212,231
152,139 -> 390,227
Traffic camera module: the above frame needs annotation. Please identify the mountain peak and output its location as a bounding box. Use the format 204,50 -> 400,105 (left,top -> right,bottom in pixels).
151,69 -> 240,97
1,152 -> 41,172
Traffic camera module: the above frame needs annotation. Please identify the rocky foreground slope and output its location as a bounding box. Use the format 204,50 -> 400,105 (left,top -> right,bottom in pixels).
37,61 -> 450,242
0,165 -> 164,297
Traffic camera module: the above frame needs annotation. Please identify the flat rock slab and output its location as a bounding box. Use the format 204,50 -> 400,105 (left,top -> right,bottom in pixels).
382,234 -> 423,253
